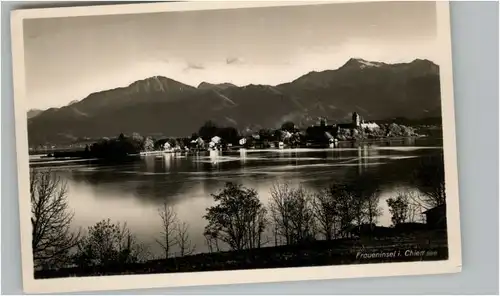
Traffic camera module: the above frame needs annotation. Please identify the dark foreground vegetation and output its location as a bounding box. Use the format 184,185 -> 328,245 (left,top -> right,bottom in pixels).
36,230 -> 447,278
30,153 -> 447,279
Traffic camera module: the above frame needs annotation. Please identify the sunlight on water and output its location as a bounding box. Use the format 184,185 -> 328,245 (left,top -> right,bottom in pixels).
31,139 -> 443,257
238,146 -> 442,153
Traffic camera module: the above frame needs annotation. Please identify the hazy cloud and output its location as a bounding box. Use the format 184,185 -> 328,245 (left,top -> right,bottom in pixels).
183,62 -> 205,72
226,57 -> 245,65
23,1 -> 438,109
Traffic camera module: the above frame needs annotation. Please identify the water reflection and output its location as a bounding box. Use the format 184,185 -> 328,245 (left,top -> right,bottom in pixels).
145,155 -> 155,172
191,153 -> 201,170
35,138 -> 443,256
209,150 -> 220,167
163,153 -> 173,170
239,149 -> 247,165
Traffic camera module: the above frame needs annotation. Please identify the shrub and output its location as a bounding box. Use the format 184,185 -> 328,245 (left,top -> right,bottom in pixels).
204,182 -> 267,251
75,219 -> 147,268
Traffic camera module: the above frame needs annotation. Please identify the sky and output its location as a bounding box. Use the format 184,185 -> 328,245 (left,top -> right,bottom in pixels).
24,1 -> 439,110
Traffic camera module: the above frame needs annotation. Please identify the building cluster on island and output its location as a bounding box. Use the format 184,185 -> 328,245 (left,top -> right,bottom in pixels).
159,112 -> 396,154
31,112 -> 420,159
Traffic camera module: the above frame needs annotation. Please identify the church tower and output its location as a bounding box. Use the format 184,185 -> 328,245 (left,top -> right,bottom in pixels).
352,112 -> 361,128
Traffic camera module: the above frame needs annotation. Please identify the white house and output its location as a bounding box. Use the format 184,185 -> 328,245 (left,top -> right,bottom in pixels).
360,122 -> 380,131
209,136 -> 222,151
211,136 -> 222,144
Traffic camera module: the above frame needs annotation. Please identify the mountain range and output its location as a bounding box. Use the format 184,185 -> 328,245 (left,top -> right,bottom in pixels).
27,58 -> 442,145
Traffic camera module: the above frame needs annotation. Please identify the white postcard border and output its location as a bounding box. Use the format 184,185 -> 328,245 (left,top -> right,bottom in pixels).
10,1 -> 462,293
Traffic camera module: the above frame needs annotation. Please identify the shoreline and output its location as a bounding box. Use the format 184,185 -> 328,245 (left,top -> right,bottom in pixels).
30,136 -> 442,163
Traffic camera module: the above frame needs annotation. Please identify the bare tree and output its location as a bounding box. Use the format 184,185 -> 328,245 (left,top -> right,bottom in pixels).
311,189 -> 337,240
365,190 -> 383,226
174,222 -> 195,257
30,169 -> 80,269
269,183 -> 292,244
313,183 -> 382,239
349,175 -> 382,232
394,190 -> 425,223
246,205 -> 268,249
269,182 -> 316,245
204,230 -> 220,253
328,184 -> 356,238
351,195 -> 366,230
157,202 -> 178,259
114,222 -> 149,264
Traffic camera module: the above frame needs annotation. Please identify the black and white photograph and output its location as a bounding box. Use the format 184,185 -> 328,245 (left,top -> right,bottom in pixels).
11,1 -> 461,293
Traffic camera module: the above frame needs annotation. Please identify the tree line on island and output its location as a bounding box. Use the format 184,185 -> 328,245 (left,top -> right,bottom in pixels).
31,154 -> 447,276
47,119 -> 425,160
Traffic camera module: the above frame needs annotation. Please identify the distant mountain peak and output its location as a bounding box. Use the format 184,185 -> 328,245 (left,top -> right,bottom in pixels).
404,59 -> 439,74
129,75 -> 173,87
411,58 -> 434,64
127,76 -> 194,93
342,58 -> 385,69
198,82 -> 215,89
198,82 -> 237,90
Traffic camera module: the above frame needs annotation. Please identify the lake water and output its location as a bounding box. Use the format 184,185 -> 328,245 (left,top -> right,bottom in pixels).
30,137 -> 444,258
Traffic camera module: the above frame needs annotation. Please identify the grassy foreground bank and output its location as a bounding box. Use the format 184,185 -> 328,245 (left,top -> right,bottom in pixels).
35,229 -> 447,279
